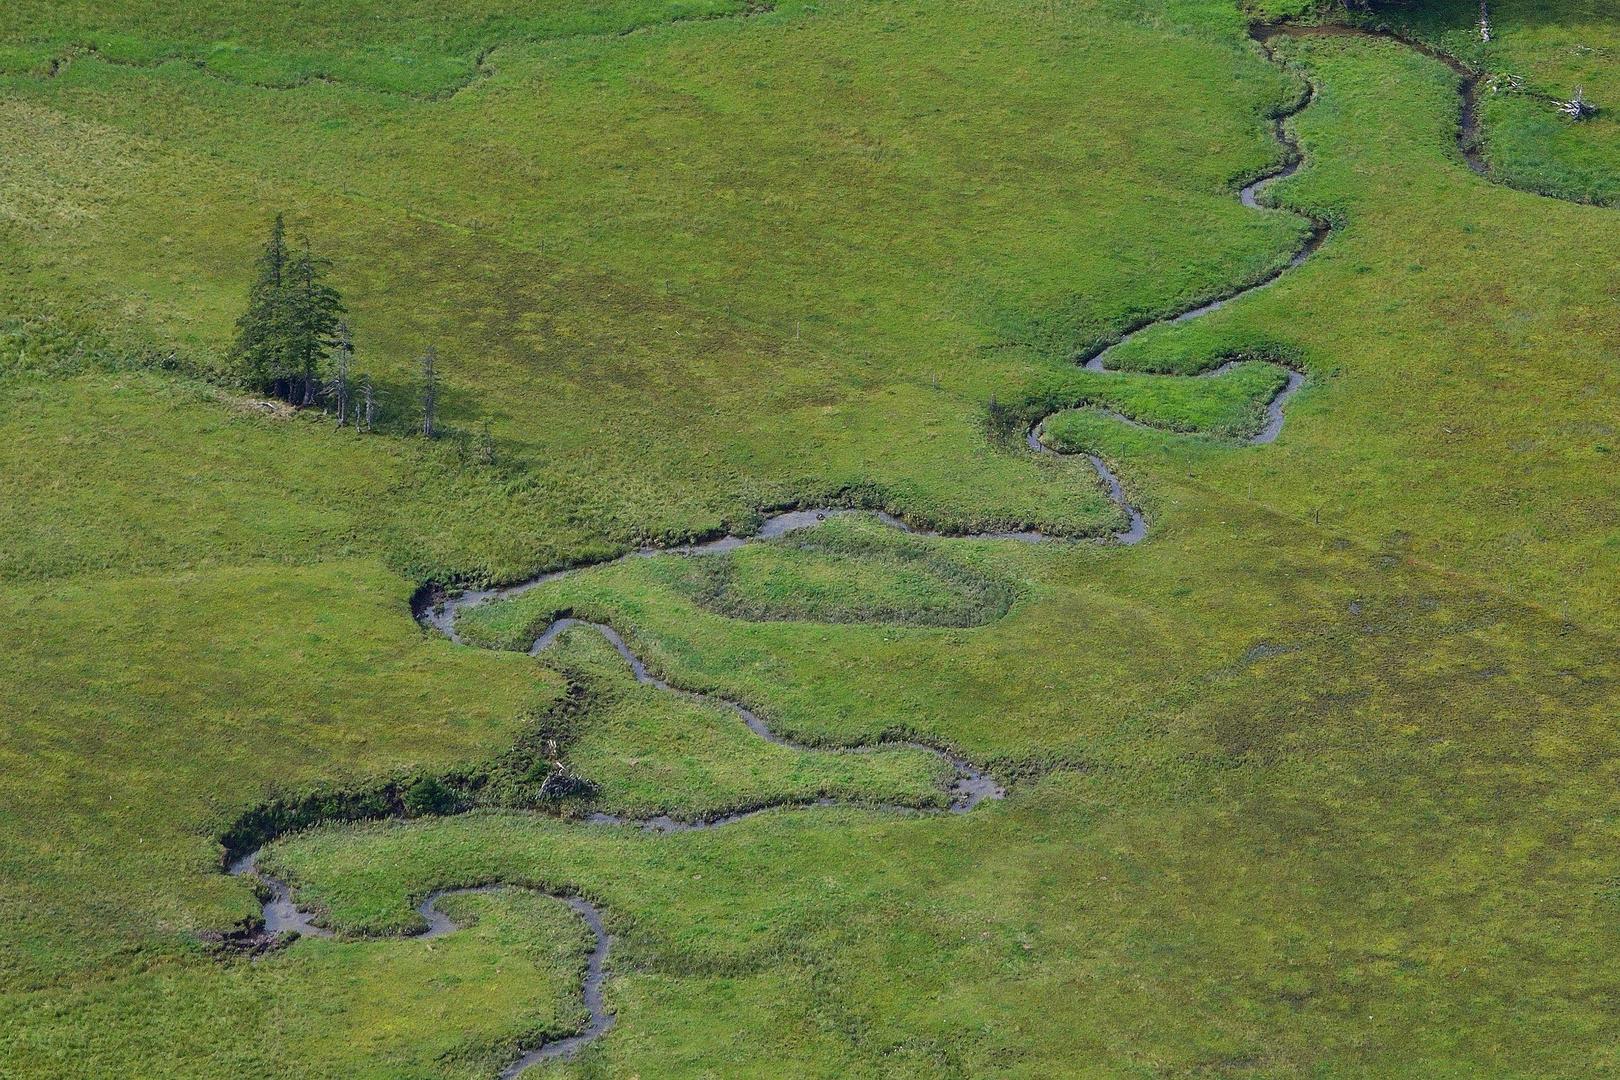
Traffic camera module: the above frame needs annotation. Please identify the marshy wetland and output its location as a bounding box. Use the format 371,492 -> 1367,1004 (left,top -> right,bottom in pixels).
5,0 -> 1620,1075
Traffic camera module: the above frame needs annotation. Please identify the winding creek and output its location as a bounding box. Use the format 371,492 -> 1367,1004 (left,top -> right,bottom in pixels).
233,508 -> 1011,1068
228,852 -> 613,1077
1043,23 -> 1328,483
226,21 -> 1541,1074
1036,19 -> 1507,520
1013,24 -> 1333,533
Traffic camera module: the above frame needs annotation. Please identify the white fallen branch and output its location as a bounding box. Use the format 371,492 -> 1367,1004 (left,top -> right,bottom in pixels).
1558,87 -> 1597,120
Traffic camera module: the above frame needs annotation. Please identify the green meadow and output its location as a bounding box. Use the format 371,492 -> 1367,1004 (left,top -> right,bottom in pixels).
4,0 -> 1620,1076
1366,0 -> 1620,204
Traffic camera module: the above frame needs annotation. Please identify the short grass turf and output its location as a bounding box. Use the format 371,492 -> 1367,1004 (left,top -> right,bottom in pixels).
5,0 -> 1620,1077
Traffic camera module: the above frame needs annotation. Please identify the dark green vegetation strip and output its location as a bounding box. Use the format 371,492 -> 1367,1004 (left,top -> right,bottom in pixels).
5,0 -> 1620,1077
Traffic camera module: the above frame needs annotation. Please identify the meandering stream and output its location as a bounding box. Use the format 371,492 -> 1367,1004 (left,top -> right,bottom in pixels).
231,506 -> 1012,1066
228,21 -> 1535,1073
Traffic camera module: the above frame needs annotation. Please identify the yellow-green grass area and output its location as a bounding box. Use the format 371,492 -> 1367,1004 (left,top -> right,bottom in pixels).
534,624 -> 956,819
0,0 -> 1330,1069
0,0 -> 1314,575
1367,0 -> 1620,205
5,1 -> 1620,1078
0,549 -> 566,988
0,886 -> 599,1080
21,485 -> 1620,1075
208,32 -> 1620,1074
0,368 -> 661,585
254,529 -> 1620,1078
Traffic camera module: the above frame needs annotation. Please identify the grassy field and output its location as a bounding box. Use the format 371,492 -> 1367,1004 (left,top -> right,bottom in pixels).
4,0 -> 1620,1076
1367,0 -> 1620,204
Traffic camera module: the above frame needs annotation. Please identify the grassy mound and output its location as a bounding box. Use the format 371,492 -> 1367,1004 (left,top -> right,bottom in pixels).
665,515 -> 1019,627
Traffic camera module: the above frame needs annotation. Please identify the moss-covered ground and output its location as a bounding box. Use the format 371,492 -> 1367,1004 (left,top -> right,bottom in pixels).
4,0 -> 1620,1076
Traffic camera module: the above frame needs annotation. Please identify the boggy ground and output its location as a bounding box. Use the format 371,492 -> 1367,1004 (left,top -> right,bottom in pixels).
4,0 -> 1620,1077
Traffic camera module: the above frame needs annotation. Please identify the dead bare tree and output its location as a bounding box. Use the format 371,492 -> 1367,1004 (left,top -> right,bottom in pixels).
329,322 -> 352,426
480,417 -> 495,465
1480,0 -> 1490,43
421,346 -> 437,438
361,373 -> 376,433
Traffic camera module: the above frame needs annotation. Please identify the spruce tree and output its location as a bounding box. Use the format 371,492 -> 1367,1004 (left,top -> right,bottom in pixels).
288,238 -> 345,404
229,216 -> 346,401
230,214 -> 292,392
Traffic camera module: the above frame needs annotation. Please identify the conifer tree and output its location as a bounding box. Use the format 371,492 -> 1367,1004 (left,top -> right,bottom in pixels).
289,238 -> 345,404
229,215 -> 346,401
230,214 -> 292,392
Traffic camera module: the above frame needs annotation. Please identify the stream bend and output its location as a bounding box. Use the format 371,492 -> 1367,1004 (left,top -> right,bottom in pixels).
1007,27 -> 1324,537
232,510 -> 1011,1068
423,524 -> 1009,825
1032,19 -> 1587,527
227,853 -> 614,1073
